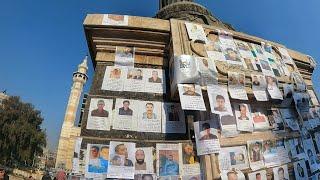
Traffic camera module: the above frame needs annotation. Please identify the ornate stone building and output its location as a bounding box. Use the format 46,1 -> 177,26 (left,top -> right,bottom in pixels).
59,0 -> 318,179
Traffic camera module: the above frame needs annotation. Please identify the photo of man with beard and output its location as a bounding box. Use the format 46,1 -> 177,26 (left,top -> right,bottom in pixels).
135,149 -> 146,170
182,143 -> 198,164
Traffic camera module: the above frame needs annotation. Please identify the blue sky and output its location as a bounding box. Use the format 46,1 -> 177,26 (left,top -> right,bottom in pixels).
0,0 -> 319,150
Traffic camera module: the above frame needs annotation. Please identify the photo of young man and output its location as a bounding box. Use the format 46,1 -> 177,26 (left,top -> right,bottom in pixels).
199,123 -> 218,141
183,84 -> 200,96
159,152 -> 179,176
118,100 -> 133,116
148,70 -> 162,83
237,104 -> 249,121
113,143 -> 133,167
91,100 -> 109,117
142,102 -> 157,120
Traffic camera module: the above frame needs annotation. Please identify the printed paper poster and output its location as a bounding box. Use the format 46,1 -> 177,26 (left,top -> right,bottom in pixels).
178,143 -> 200,176
251,107 -> 270,131
207,84 -> 233,116
233,103 -> 253,132
220,115 -> 239,137
221,44 -> 245,67
107,141 -> 136,179
86,98 -> 113,131
218,146 -> 249,170
113,99 -> 138,131
156,144 -> 180,177
137,101 -> 162,133
102,14 -> 128,26
251,74 -> 268,101
278,47 -> 294,64
194,120 -> 220,155
178,84 -> 206,111
293,160 -> 308,180
85,144 -> 109,179
248,170 -> 267,180
124,68 -> 146,92
247,140 -> 264,170
221,169 -> 245,180
228,72 -> 248,100
196,57 -> 218,86
144,68 -> 166,94
114,46 -> 135,67
185,22 -> 207,42
272,165 -> 289,180
235,40 -> 254,59
268,108 -> 285,132
266,76 -> 283,100
162,103 -> 186,134
204,40 -> 226,61
101,66 -> 126,91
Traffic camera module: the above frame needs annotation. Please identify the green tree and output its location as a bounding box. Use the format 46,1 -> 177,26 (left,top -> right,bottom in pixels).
0,96 -> 46,167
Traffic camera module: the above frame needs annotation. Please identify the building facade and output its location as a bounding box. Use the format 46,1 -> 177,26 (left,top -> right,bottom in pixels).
61,0 -> 319,179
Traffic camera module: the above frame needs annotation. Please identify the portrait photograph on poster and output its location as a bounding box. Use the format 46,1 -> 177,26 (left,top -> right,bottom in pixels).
124,68 -> 145,92
113,98 -> 138,131
181,174 -> 201,180
248,170 -> 267,180
86,98 -> 113,131
303,138 -> 320,173
279,108 -> 300,131
235,40 -> 254,59
266,76 -> 283,100
259,59 -> 274,77
144,68 -> 166,94
293,160 -> 308,180
308,89 -> 319,106
156,144 -> 180,177
194,120 -> 220,155
233,103 -> 253,132
207,84 -> 233,116
291,72 -> 306,91
85,144 -> 109,179
262,140 -> 278,167
204,40 -> 226,62
178,84 -> 206,111
134,174 -> 157,180
272,165 -> 289,180
228,72 -> 248,100
107,141 -> 136,179
251,43 -> 265,59
218,30 -> 236,47
220,169 -> 245,180
102,14 -> 129,26
195,57 -> 218,86
138,101 -> 162,133
278,47 -> 294,64
101,66 -> 126,91
220,115 -> 239,137
178,143 -> 200,176
251,74 -> 268,101
185,22 -> 207,42
247,140 -> 264,170
281,84 -> 294,107
268,108 -> 285,132
134,147 -> 154,174
218,146 -> 249,170
174,55 -> 200,84
114,46 -> 135,67
162,103 -> 186,134
251,108 -> 270,131
221,44 -> 245,67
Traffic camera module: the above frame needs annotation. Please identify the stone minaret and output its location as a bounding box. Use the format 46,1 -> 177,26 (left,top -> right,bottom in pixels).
55,56 -> 88,170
